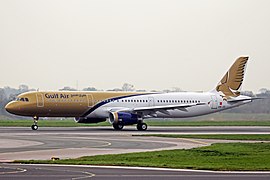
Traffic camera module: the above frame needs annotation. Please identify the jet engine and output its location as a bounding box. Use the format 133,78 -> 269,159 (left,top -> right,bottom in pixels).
109,112 -> 138,125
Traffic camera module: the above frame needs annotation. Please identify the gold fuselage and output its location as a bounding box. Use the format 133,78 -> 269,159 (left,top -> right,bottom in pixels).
5,91 -> 143,117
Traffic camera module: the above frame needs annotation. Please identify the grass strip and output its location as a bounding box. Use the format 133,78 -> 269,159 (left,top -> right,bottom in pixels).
1,119 -> 270,127
146,120 -> 270,126
16,143 -> 270,171
0,119 -> 110,127
138,134 -> 270,141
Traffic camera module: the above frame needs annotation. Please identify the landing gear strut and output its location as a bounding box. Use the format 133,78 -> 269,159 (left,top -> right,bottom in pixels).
113,122 -> 124,130
137,122 -> 147,131
31,116 -> 39,130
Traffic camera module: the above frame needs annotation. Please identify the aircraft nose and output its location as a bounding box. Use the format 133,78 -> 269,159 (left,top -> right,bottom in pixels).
5,102 -> 17,114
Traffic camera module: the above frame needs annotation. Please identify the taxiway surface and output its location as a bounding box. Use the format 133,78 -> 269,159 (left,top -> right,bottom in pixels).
0,126 -> 270,179
0,126 -> 270,161
1,164 -> 270,180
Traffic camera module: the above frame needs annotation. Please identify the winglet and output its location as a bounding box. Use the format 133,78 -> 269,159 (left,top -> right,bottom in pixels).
215,57 -> 249,99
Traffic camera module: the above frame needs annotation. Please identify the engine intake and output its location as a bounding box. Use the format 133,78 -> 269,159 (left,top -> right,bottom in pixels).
109,112 -> 138,125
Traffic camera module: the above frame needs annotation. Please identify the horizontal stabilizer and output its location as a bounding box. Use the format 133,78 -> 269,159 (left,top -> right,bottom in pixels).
227,97 -> 264,103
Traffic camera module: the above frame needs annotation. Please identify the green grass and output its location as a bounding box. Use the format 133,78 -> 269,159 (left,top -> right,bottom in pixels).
0,119 -> 110,127
146,120 -> 270,126
16,143 -> 270,171
1,119 -> 270,127
139,134 -> 270,141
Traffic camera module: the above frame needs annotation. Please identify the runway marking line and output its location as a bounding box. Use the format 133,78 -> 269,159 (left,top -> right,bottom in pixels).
52,136 -> 179,149
0,166 -> 27,175
72,171 -> 96,180
32,166 -> 96,179
178,138 -> 209,145
14,164 -> 270,174
133,134 -> 208,145
43,136 -> 112,148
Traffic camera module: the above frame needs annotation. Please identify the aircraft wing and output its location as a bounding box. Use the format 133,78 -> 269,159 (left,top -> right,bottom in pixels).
110,102 -> 206,117
133,103 -> 205,111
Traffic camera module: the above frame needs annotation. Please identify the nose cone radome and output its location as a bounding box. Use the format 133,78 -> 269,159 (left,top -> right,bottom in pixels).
5,102 -> 17,114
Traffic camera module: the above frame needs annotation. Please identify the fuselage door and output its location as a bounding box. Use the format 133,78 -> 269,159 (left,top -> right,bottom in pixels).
36,93 -> 44,107
210,95 -> 218,109
148,97 -> 155,107
87,94 -> 94,107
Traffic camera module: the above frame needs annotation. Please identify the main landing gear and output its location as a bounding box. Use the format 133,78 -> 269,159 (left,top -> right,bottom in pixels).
112,121 -> 148,131
113,122 -> 124,130
137,122 -> 147,131
31,116 -> 39,130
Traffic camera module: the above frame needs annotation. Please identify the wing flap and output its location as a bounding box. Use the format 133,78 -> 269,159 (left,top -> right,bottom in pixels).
109,103 -> 206,118
133,102 -> 206,112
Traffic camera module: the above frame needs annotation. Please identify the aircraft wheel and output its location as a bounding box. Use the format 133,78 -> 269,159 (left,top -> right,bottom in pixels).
137,123 -> 147,131
31,124 -> 38,130
113,122 -> 124,130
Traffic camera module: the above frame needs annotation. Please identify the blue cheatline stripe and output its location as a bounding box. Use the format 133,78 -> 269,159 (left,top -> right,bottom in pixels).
81,93 -> 158,117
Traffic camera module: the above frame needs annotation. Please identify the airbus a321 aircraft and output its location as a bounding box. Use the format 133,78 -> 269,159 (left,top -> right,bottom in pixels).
5,57 -> 255,131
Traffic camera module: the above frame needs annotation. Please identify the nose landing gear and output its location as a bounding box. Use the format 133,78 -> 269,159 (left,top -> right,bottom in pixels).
31,116 -> 39,130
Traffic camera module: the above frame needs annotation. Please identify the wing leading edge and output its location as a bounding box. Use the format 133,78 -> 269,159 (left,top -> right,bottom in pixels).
109,102 -> 206,117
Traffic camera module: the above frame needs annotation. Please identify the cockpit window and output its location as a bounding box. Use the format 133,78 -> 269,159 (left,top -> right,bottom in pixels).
16,97 -> 29,102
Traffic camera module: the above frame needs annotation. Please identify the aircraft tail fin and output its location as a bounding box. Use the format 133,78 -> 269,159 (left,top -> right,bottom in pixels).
215,56 -> 249,99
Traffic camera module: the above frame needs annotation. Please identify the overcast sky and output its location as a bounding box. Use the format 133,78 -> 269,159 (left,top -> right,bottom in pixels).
0,0 -> 269,92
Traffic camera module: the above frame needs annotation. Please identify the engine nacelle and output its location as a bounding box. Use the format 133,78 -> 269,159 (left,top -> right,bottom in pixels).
75,117 -> 106,124
109,112 -> 138,125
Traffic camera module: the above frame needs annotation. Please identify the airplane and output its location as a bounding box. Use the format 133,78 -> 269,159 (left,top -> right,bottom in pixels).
5,56 -> 255,131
